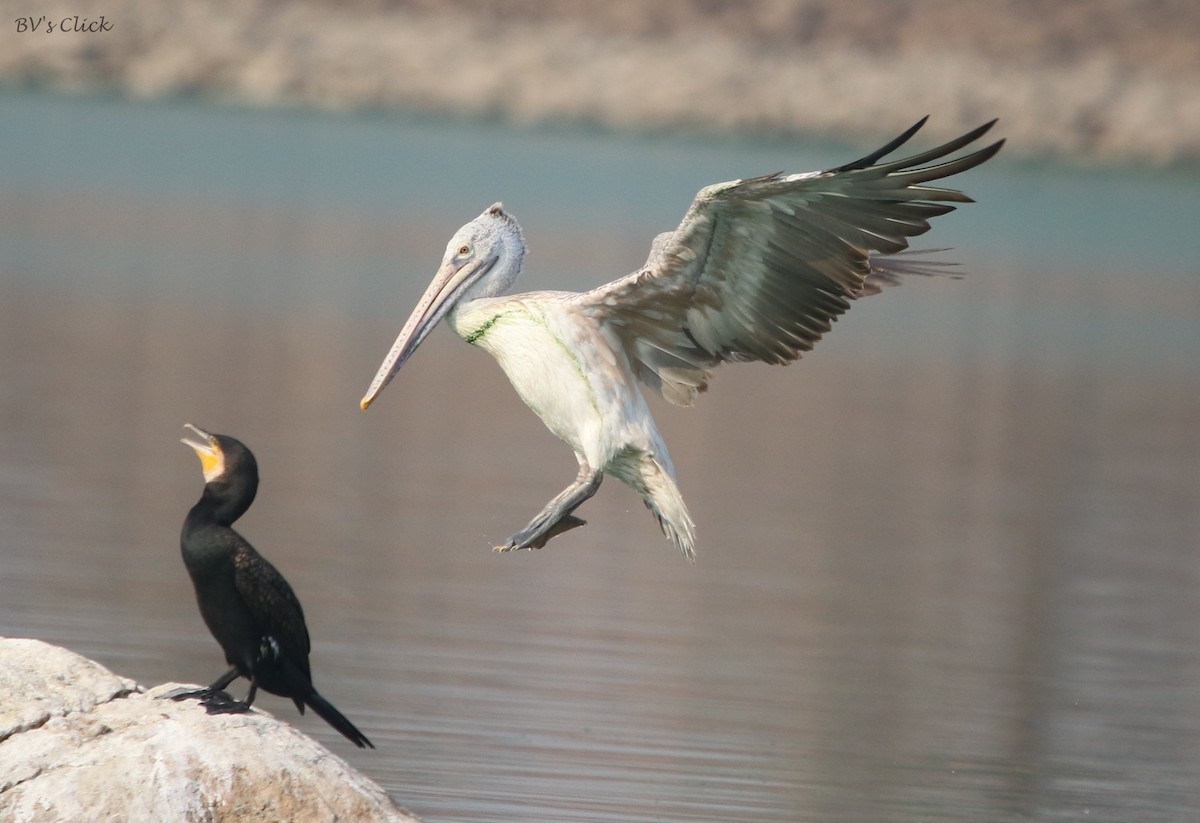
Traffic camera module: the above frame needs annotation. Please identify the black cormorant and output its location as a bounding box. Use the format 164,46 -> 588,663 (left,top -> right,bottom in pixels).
173,423 -> 374,749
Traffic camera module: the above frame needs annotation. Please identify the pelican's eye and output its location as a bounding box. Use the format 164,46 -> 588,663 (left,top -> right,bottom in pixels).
457,243 -> 472,257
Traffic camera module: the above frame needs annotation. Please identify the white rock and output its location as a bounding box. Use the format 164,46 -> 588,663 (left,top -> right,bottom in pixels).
0,637 -> 420,823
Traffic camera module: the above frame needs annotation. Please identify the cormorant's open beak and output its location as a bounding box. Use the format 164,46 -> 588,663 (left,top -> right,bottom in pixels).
359,254 -> 497,410
182,423 -> 224,481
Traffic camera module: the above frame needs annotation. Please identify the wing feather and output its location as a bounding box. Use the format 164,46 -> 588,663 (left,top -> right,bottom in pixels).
576,119 -> 1003,406
232,544 -> 312,678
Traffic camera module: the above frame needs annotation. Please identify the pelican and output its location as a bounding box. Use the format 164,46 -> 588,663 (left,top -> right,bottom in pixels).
361,118 -> 1003,561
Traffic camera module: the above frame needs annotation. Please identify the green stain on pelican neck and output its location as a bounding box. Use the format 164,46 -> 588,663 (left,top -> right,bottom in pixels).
464,314 -> 505,345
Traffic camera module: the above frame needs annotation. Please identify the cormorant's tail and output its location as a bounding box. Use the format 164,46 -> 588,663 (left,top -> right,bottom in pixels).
304,689 -> 375,749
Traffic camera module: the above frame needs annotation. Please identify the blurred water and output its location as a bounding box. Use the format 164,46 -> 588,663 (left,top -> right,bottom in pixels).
1,92 -> 1199,822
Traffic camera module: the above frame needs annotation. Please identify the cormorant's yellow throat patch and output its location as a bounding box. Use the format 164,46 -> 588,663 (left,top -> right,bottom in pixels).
182,424 -> 225,483
193,446 -> 224,482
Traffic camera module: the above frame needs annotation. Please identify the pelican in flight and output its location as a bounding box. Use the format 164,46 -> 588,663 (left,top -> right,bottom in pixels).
361,118 -> 1003,561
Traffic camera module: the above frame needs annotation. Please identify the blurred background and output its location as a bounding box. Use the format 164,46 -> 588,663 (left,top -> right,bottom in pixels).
2,2 -> 1199,822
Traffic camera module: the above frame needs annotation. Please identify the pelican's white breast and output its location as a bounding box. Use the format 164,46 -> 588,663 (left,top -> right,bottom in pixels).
450,295 -> 636,464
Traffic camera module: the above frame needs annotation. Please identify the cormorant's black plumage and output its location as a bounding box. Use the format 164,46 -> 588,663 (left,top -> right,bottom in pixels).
176,424 -> 373,749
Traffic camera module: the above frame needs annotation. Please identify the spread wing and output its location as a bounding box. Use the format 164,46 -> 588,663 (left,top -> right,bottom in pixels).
232,542 -> 312,679
576,118 -> 1003,406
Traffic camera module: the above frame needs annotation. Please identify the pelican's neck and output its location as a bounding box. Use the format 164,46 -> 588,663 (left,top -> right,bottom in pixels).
447,295 -> 517,347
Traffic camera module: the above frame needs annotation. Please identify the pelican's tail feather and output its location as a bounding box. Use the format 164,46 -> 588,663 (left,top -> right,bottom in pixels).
609,446 -> 697,561
651,494 -> 697,563
639,456 -> 697,562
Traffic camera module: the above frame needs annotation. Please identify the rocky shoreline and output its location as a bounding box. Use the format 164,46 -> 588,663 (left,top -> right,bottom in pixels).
2,0 -> 1199,166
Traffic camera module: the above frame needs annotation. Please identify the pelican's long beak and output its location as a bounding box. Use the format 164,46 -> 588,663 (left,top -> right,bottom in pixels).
360,254 -> 496,410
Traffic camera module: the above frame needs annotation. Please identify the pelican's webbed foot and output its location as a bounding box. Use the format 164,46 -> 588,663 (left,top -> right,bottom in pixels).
496,514 -> 588,552
495,464 -> 602,552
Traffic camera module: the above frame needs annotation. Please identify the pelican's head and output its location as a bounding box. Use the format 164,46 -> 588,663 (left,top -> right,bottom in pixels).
360,203 -> 526,410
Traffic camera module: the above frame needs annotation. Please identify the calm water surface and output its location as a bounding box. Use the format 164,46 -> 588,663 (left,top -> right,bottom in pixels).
2,93 -> 1199,822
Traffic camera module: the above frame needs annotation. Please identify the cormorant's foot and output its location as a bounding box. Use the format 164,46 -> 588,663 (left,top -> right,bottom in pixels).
162,687 -> 214,702
198,690 -> 250,714
165,687 -> 249,714
494,514 -> 587,552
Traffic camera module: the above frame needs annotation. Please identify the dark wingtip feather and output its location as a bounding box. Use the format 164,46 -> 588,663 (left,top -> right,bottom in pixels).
830,119 -> 1004,184
827,115 -> 930,174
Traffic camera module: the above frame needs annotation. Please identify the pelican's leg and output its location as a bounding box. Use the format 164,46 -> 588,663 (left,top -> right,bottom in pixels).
498,456 -> 603,552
